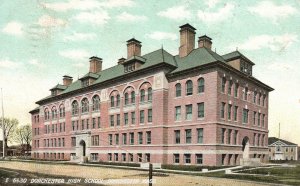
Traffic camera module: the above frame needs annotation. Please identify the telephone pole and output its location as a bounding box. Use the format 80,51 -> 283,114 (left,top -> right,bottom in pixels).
1,88 -> 5,158
278,123 -> 280,138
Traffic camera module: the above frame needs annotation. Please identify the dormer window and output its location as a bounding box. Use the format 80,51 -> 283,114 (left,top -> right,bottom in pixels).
82,79 -> 89,87
51,90 -> 57,96
124,63 -> 135,73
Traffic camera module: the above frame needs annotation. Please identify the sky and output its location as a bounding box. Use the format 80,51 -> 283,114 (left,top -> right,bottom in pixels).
0,0 -> 299,144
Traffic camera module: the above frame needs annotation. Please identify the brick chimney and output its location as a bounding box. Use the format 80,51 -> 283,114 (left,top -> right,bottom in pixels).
127,38 -> 141,58
63,75 -> 73,86
118,57 -> 126,65
198,35 -> 212,49
89,56 -> 102,73
179,23 -> 196,58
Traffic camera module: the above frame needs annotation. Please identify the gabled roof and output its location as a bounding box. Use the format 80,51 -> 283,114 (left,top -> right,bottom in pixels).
222,51 -> 255,65
123,55 -> 146,64
79,72 -> 99,80
50,84 -> 67,91
268,137 -> 297,146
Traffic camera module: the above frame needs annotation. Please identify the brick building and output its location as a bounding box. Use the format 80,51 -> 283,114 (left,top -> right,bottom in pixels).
30,24 -> 273,166
268,137 -> 298,161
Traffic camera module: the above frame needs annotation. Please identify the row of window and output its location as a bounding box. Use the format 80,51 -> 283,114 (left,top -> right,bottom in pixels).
175,78 -> 204,97
108,131 -> 152,146
108,153 -> 150,163
34,128 -> 40,136
44,105 -> 66,121
71,117 -> 100,131
33,115 -> 39,123
44,123 -> 66,134
173,154 -> 203,164
42,138 -> 65,148
253,133 -> 267,147
175,103 -> 204,121
110,87 -> 152,108
71,96 -> 100,116
174,128 -> 203,144
221,129 -> 239,145
221,77 -> 267,107
110,109 -> 152,127
39,152 -> 65,160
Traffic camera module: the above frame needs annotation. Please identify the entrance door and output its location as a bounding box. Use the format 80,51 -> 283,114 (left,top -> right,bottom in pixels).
242,136 -> 250,159
80,140 -> 86,157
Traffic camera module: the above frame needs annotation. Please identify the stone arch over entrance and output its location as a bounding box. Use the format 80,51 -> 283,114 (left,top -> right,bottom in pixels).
79,140 -> 86,157
242,136 -> 250,159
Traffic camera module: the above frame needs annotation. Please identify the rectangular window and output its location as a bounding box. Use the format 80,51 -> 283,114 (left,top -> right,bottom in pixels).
108,153 -> 112,161
258,93 -> 261,105
221,102 -> 225,119
81,120 -> 84,130
184,154 -> 191,164
228,81 -> 232,95
221,78 -> 226,93
196,154 -> 203,164
86,119 -> 89,129
197,103 -> 204,118
185,104 -> 192,120
97,117 -> 101,128
228,129 -> 232,144
146,131 -> 151,144
122,153 -> 126,161
62,138 -> 65,147
109,134 -> 113,145
148,109 -> 152,122
71,137 -> 76,147
253,111 -> 257,125
253,91 -> 257,103
129,153 -> 133,162
124,113 -> 128,125
228,104 -> 232,120
129,132 -> 134,145
197,128 -> 203,143
137,153 -> 142,162
92,118 -> 96,129
234,130 -> 238,145
185,129 -> 192,143
263,95 -> 266,107
138,132 -> 143,144
91,135 -> 99,146
122,133 -> 127,145
175,130 -> 180,144
262,114 -> 265,127
234,106 -> 238,121
234,83 -> 239,97
114,153 -> 118,161
258,113 -> 261,126
221,128 -> 226,144
110,115 -> 114,127
117,114 -> 120,126
253,133 -> 256,146
175,106 -> 181,121
131,112 -> 135,124
145,153 -> 150,162
243,109 -> 249,123
72,121 -> 75,131
140,110 -> 144,123
243,87 -> 248,101
174,154 -> 180,163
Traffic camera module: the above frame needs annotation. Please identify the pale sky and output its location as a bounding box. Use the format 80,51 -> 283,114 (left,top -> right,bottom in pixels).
0,0 -> 299,144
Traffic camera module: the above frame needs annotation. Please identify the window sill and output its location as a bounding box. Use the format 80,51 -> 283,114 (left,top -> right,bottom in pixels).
197,117 -> 205,120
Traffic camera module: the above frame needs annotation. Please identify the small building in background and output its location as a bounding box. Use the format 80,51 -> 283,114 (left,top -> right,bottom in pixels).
268,137 -> 298,161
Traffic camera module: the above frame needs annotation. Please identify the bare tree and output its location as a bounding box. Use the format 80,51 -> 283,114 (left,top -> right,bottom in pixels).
0,118 -> 19,154
14,124 -> 32,155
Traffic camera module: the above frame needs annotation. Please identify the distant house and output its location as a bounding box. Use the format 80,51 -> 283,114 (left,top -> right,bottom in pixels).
268,137 -> 298,161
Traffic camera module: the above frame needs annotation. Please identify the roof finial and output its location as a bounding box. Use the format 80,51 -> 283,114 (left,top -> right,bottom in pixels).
215,48 -> 216,53
161,44 -> 164,49
236,47 -> 238,51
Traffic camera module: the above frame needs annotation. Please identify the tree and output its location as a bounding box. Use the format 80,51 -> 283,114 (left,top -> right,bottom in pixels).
0,118 -> 19,155
14,124 -> 32,155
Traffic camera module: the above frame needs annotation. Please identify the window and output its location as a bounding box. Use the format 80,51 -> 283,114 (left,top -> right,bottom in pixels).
221,77 -> 226,93
198,78 -> 205,93
115,134 -> 119,145
184,154 -> 191,164
175,130 -> 180,144
124,93 -> 129,105
114,153 -> 118,161
131,112 -> 135,124
146,131 -> 151,144
258,113 -> 261,126
185,129 -> 192,143
262,114 -> 265,127
137,153 -> 142,162
148,88 -> 152,101
234,83 -> 239,97
197,103 -> 204,118
71,137 -> 76,147
233,130 -> 238,145
253,133 -> 256,146
140,89 -> 145,102
243,87 -> 248,101
110,115 -> 114,127
122,153 -> 126,161
122,133 -> 127,145
86,119 -> 89,129
116,114 -> 120,126
138,132 -> 143,144
110,96 -> 115,107
228,80 -> 232,95
44,108 -> 50,120
197,128 -> 203,143
221,102 -> 225,119
196,154 -> 203,164
185,104 -> 192,120
243,109 -> 249,123
91,153 -> 99,161
186,80 -> 193,95
228,104 -> 232,120
221,128 -> 226,144
253,111 -> 257,125
124,113 -> 128,125
234,106 -> 238,121
175,83 -> 181,97
131,91 -> 135,104
97,117 -> 101,128
175,106 -> 181,121
253,91 -> 257,104
59,105 -> 65,118
174,154 -> 180,163
258,93 -> 261,105
92,118 -> 96,129
51,107 -> 57,119
92,95 -> 100,111
81,98 -> 89,113
129,153 -> 133,162
228,129 -> 232,144
140,110 -> 144,123
116,94 -> 120,107
91,135 -> 99,146
145,153 -> 150,162
62,138 -> 65,147
81,120 -> 84,130
129,132 -> 134,145
108,153 -> 112,161
109,134 -> 113,145
148,109 -> 152,122
263,95 -> 266,107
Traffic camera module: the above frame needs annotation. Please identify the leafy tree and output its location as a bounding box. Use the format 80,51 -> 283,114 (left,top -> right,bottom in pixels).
0,118 -> 19,155
14,124 -> 32,155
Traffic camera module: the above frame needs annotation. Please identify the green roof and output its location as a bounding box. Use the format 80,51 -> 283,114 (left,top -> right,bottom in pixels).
50,84 -> 67,90
222,51 -> 255,65
79,72 -> 99,80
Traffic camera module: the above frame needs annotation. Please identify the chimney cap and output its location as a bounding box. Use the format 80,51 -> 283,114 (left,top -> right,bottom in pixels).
119,57 -> 126,60
127,38 -> 141,44
198,35 -> 212,41
63,75 -> 73,79
179,23 -> 196,30
89,56 -> 102,60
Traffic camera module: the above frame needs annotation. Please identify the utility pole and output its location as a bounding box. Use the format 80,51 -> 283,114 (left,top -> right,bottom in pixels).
149,163 -> 153,186
1,88 -> 5,158
278,123 -> 280,139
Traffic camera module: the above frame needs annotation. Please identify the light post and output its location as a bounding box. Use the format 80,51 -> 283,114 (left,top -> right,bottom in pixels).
1,88 -> 5,158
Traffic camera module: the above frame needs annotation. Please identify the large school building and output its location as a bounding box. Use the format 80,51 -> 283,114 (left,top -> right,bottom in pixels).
30,23 -> 273,166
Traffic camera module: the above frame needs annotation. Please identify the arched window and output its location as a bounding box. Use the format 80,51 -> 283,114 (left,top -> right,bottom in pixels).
124,92 -> 129,105
131,91 -> 135,104
186,80 -> 193,96
59,104 -> 65,118
81,98 -> 89,113
44,108 -> 49,120
110,96 -> 115,107
175,83 -> 181,97
198,78 -> 204,93
92,95 -> 100,111
221,77 -> 226,93
148,87 -> 152,101
51,107 -> 57,119
116,94 -> 120,107
72,101 -> 78,116
140,89 -> 145,102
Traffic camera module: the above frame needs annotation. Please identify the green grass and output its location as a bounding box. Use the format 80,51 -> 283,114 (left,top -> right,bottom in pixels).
161,164 -> 232,171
